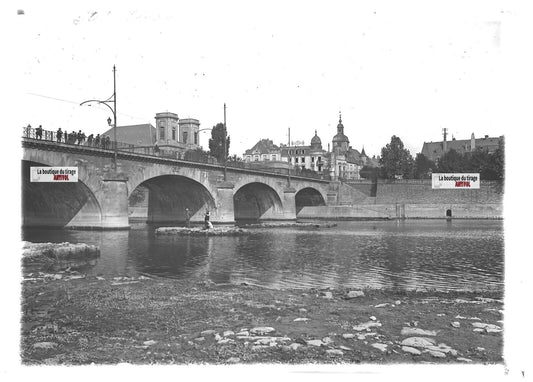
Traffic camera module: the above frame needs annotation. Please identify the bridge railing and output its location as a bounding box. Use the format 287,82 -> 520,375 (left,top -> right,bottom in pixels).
22,126 -> 332,181
22,126 -> 136,151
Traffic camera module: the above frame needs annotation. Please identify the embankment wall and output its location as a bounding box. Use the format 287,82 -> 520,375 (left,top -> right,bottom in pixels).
298,203 -> 503,219
300,179 -> 504,219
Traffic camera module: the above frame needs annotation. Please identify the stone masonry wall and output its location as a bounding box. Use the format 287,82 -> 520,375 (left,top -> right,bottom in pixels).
342,180 -> 503,205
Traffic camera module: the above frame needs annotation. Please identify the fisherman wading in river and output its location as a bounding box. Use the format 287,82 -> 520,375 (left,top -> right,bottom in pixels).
204,210 -> 213,229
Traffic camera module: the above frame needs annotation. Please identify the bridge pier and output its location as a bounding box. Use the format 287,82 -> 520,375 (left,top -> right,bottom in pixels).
280,187 -> 297,220
213,181 -> 235,224
69,173 -> 130,229
98,175 -> 130,229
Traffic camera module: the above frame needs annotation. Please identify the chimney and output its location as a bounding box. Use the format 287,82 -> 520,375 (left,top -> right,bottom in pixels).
442,128 -> 448,152
471,133 -> 475,151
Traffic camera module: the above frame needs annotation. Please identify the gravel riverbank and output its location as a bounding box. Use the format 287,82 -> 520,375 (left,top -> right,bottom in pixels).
21,273 -> 504,365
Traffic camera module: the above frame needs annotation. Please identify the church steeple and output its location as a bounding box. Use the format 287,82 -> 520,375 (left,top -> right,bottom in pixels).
337,111 -> 344,134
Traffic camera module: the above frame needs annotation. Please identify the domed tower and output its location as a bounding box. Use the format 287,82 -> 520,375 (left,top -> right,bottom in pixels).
332,112 -> 350,153
310,129 -> 322,150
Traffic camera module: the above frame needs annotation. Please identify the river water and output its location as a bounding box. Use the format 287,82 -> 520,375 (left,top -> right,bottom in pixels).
22,219 -> 504,292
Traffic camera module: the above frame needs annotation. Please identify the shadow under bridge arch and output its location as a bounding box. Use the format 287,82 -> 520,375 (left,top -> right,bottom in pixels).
295,187 -> 326,214
22,160 -> 101,228
233,182 -> 284,222
129,175 -> 216,224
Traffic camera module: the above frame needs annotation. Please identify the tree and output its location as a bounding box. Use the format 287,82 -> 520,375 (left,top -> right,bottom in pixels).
208,123 -> 230,164
413,153 -> 436,179
379,136 -> 414,179
492,136 -> 505,180
436,149 -> 465,173
183,147 -> 211,163
359,165 -> 380,180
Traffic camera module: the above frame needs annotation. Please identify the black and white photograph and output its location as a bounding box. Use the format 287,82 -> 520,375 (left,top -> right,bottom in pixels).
3,0 -> 531,380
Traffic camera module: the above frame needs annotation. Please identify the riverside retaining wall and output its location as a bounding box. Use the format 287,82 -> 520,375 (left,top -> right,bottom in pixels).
298,203 -> 503,219
299,179 -> 504,219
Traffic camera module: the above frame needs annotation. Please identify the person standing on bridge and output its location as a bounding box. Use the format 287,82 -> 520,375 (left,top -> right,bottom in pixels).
87,134 -> 94,146
94,134 -> 100,147
77,130 -> 85,145
56,128 -> 62,143
36,125 -> 43,139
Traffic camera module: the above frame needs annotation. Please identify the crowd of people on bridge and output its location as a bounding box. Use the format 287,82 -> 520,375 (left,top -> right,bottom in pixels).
25,124 -> 113,149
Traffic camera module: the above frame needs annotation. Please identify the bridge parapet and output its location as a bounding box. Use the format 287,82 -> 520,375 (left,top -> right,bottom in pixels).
22,136 -> 336,229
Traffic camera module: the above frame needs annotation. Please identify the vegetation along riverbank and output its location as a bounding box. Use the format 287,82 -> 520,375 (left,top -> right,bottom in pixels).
21,271 -> 503,365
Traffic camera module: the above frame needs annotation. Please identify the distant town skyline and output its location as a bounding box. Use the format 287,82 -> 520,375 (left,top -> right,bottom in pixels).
8,2 -> 517,159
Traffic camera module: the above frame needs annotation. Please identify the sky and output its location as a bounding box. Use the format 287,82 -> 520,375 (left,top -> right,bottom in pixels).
5,0 -> 525,158
2,0 -> 533,379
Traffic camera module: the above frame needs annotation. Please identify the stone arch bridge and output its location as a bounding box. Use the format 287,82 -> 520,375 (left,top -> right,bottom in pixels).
22,139 -> 335,229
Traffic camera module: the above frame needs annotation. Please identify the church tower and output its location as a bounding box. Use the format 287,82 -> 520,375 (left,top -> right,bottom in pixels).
332,111 -> 350,154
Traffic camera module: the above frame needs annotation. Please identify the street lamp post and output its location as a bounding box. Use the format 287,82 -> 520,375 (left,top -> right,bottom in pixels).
80,65 -> 118,170
287,127 -> 291,187
223,103 -> 227,181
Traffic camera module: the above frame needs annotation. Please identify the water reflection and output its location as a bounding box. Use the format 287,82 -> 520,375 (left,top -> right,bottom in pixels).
22,220 -> 504,292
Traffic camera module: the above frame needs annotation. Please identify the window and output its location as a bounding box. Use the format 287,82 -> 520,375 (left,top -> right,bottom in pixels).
159,125 -> 165,140
271,154 -> 276,161
183,131 -> 188,143
311,157 -> 315,162
194,132 -> 198,145
172,126 -> 176,140
295,157 -> 299,163
254,155 -> 259,161
301,157 -> 305,163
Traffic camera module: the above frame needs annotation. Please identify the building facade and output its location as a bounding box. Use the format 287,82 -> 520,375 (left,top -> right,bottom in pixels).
421,133 -> 503,162
279,130 -> 329,174
242,113 -> 377,180
243,139 -> 281,162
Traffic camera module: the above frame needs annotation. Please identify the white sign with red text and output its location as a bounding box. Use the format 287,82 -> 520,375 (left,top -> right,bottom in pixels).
432,173 -> 480,189
30,167 -> 78,182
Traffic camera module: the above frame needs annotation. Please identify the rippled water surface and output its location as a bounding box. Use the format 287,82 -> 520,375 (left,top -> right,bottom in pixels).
22,220 -> 504,291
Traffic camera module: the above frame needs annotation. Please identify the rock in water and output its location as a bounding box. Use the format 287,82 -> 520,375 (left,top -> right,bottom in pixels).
22,241 -> 100,263
155,226 -> 250,236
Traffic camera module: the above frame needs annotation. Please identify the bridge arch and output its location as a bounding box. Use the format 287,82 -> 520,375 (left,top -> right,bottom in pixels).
22,160 -> 102,228
129,174 -> 216,223
233,182 -> 284,221
295,187 -> 326,213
